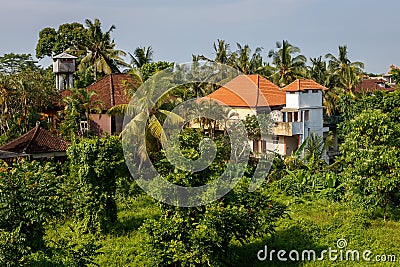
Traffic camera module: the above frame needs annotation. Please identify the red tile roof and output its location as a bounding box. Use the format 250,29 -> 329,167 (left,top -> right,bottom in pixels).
203,74 -> 286,107
0,125 -> 68,154
283,79 -> 328,92
355,78 -> 396,93
81,74 -> 136,110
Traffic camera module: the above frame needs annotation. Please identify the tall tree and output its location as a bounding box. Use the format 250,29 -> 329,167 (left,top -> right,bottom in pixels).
230,43 -> 264,75
79,19 -> 128,80
268,40 -> 307,87
0,54 -> 39,75
35,23 -> 86,59
325,45 -> 364,94
129,46 -> 153,68
340,109 -> 400,221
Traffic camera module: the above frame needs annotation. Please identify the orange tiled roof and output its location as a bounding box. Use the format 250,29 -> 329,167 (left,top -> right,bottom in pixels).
0,125 -> 68,154
203,74 -> 286,107
283,79 -> 328,92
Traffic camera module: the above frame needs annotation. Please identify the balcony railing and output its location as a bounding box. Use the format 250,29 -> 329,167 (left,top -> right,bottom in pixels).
274,122 -> 303,136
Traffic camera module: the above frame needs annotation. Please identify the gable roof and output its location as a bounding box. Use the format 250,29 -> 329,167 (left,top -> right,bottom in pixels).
0,124 -> 68,154
283,79 -> 328,92
53,52 -> 77,59
355,78 -> 396,93
203,74 -> 286,107
84,73 -> 136,110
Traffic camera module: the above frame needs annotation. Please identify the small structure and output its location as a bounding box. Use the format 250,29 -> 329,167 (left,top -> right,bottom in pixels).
53,52 -> 77,90
279,79 -> 329,155
0,123 -> 69,159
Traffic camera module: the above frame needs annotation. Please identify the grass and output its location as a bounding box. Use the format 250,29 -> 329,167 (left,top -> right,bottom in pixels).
44,191 -> 400,266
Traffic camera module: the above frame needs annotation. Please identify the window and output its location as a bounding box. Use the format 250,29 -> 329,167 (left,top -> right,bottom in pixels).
312,90 -> 318,93
272,135 -> 279,144
287,112 -> 293,122
294,112 -> 299,122
261,140 -> 267,153
289,91 -> 295,94
80,120 -> 88,134
304,110 -> 310,121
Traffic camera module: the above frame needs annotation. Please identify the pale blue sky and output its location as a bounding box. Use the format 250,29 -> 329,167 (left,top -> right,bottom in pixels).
0,0 -> 398,73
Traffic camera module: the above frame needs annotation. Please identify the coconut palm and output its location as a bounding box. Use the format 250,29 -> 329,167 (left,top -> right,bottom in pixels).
230,43 -> 265,75
325,45 -> 364,92
196,39 -> 232,65
325,45 -> 364,75
79,19 -> 127,80
129,46 -> 153,69
268,40 -> 307,87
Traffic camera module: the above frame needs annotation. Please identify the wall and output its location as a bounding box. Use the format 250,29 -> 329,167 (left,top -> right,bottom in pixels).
286,92 -> 299,108
91,114 -> 111,134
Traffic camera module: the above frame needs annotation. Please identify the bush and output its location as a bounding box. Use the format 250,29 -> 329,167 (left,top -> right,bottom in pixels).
67,136 -> 128,233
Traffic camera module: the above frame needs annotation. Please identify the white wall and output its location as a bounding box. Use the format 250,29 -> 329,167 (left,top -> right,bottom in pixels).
285,92 -> 299,108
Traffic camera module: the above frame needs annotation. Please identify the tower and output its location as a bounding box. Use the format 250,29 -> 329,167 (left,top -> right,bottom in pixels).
52,52 -> 77,90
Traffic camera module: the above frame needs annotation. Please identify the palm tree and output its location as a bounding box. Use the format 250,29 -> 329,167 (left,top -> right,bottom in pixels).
230,43 -> 264,75
213,39 -> 231,64
196,39 -> 232,65
326,45 -> 364,75
129,46 -> 153,69
196,40 -> 271,76
268,40 -> 307,87
325,45 -> 364,92
308,56 -> 329,86
123,78 -> 184,164
79,19 -> 127,80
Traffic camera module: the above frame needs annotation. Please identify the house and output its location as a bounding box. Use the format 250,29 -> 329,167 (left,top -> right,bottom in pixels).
60,73 -> 135,135
355,77 -> 396,93
0,122 -> 69,159
84,73 -> 134,134
203,75 -> 328,156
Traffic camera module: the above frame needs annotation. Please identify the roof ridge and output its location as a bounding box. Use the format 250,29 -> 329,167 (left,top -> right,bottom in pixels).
0,126 -> 37,151
110,74 -> 115,106
24,125 -> 41,153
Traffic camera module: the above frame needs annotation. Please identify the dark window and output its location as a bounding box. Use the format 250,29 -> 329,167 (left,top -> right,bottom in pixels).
261,140 -> 267,152
304,110 -> 310,121
287,112 -> 293,122
272,135 -> 279,144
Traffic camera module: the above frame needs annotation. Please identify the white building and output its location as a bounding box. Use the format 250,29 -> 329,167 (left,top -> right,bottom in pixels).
204,75 -> 329,156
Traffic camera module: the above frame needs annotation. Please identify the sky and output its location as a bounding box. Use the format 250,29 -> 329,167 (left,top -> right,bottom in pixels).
0,0 -> 398,74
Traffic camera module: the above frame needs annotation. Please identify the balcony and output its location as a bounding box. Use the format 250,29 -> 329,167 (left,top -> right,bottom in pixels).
274,122 -> 303,136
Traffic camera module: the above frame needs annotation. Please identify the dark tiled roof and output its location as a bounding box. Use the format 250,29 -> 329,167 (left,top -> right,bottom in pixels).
355,78 -> 396,93
0,125 -> 68,154
203,74 -> 286,107
84,74 -> 136,110
283,79 -> 328,91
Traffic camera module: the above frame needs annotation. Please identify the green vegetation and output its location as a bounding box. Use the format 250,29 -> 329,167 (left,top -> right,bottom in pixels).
0,17 -> 399,266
